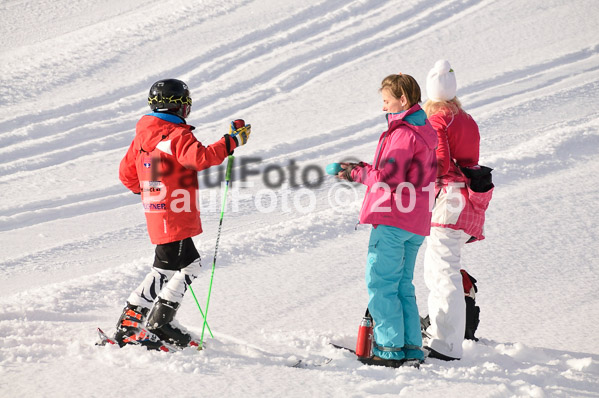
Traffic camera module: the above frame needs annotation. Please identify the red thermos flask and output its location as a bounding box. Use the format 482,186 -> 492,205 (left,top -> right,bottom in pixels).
355,309 -> 373,358
233,119 -> 245,129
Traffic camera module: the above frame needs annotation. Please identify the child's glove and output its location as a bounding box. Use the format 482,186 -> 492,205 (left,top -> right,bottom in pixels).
229,120 -> 251,146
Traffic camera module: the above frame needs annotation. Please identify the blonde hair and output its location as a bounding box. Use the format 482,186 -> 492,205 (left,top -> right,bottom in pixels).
380,74 -> 422,108
423,97 -> 463,117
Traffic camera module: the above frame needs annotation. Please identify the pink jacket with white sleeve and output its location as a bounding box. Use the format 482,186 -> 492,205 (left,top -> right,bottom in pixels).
350,104 -> 438,236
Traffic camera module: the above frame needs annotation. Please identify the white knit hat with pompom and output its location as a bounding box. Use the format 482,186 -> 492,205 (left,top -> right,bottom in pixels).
426,60 -> 457,102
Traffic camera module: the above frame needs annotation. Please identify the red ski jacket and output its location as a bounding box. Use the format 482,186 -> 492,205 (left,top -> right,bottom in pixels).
429,110 -> 480,177
119,112 -> 236,244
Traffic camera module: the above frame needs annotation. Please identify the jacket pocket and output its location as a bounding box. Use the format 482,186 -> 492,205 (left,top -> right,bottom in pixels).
367,237 -> 379,266
467,186 -> 493,213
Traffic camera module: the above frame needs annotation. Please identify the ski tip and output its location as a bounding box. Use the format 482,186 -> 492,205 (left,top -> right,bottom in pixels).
97,327 -> 116,345
289,357 -> 332,368
329,342 -> 357,355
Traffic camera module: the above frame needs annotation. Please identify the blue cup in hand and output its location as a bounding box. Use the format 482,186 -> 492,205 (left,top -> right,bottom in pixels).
326,163 -> 343,175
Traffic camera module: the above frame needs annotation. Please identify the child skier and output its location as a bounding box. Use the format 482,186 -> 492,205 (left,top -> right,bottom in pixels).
422,60 -> 493,360
115,78 -> 251,348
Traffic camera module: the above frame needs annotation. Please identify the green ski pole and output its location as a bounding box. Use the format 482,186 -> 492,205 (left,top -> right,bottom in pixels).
198,154 -> 234,350
188,285 -> 213,338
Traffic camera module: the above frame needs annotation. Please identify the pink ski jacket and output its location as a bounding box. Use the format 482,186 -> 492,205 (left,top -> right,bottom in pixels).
429,109 -> 492,241
351,104 -> 438,236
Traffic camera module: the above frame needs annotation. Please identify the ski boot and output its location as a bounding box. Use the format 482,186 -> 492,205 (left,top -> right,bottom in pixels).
146,298 -> 195,348
464,296 -> 480,341
114,302 -> 167,351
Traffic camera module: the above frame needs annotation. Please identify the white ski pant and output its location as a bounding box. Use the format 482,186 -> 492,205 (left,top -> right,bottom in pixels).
424,227 -> 471,359
127,258 -> 201,308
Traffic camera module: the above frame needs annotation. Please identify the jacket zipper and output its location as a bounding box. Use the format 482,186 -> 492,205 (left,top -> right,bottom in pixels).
374,131 -> 390,170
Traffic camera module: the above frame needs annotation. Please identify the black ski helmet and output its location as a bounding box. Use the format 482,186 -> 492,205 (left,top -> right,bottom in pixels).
148,79 -> 192,119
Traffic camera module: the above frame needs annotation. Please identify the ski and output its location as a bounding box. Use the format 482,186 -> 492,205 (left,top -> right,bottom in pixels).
290,357 -> 333,369
158,337 -> 200,352
95,327 -> 171,352
96,327 -> 116,346
330,342 -> 421,369
358,356 -> 422,369
329,342 -> 356,354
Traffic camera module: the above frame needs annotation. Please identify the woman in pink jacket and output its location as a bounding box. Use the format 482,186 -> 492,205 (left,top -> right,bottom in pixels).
422,60 -> 493,361
339,74 -> 437,367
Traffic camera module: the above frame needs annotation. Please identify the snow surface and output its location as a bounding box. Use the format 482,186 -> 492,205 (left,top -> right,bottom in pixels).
1,0 -> 599,396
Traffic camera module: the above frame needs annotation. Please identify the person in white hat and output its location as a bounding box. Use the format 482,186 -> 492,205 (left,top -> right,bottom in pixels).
421,60 -> 494,361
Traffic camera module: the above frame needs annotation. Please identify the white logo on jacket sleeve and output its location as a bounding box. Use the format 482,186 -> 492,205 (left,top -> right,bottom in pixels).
156,140 -> 173,155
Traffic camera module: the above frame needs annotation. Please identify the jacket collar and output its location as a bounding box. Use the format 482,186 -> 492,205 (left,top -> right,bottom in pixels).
385,103 -> 425,126
381,103 -> 437,151
146,111 -> 186,125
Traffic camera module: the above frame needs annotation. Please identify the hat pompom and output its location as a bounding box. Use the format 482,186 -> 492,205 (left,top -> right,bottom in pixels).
426,60 -> 457,102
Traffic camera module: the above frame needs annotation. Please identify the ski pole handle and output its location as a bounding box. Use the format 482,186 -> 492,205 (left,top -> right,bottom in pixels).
225,155 -> 234,183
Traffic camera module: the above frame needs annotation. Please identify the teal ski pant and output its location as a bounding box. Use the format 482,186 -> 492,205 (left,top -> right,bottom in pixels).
366,225 -> 425,360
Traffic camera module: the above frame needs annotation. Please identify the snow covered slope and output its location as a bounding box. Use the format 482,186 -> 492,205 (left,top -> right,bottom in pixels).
1,0 -> 598,396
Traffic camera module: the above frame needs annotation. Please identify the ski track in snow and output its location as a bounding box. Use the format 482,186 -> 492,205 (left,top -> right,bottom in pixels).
1,0 -> 599,396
